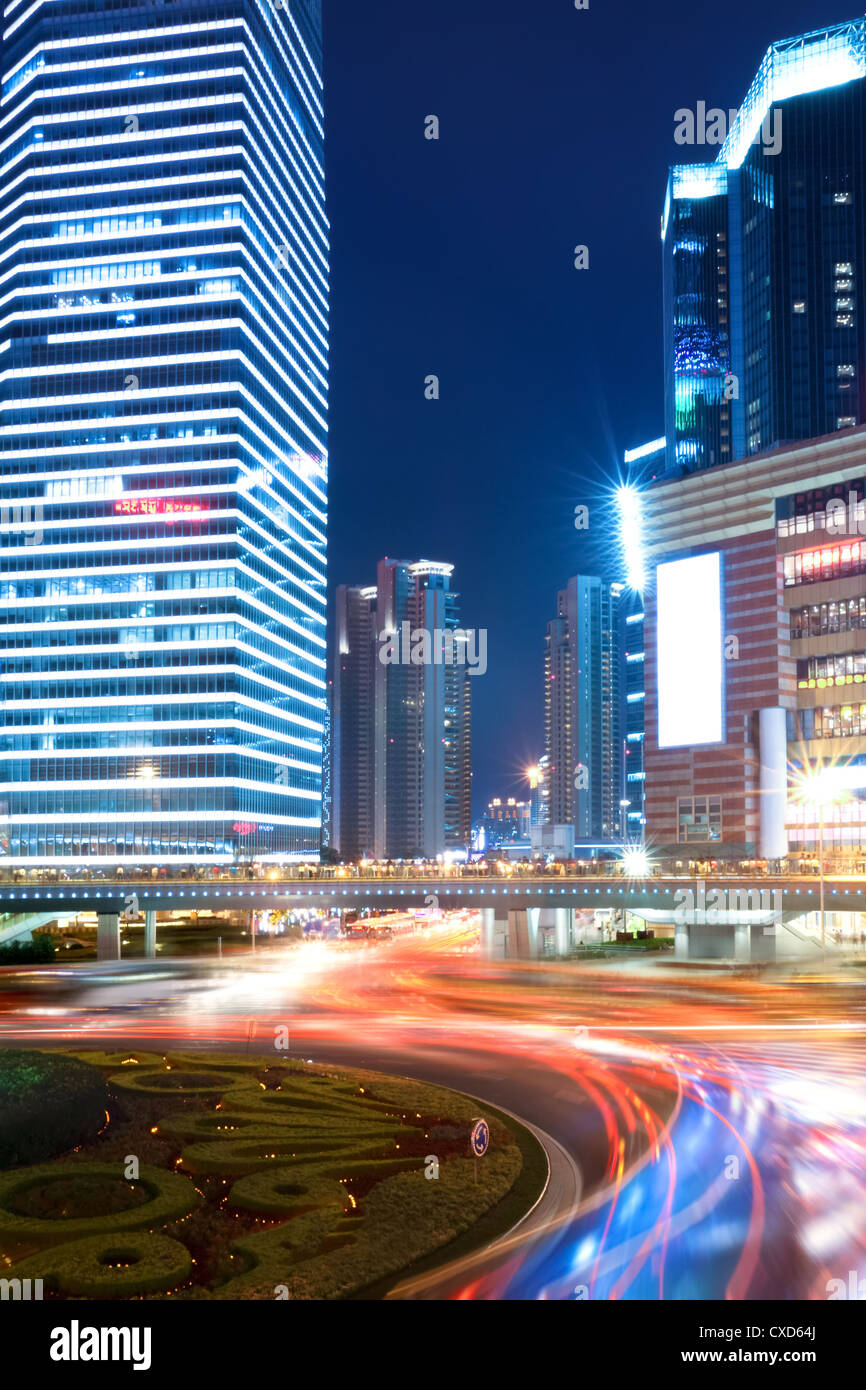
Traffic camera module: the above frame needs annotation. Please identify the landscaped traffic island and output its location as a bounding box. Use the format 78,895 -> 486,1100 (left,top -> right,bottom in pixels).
0,1049 -> 545,1299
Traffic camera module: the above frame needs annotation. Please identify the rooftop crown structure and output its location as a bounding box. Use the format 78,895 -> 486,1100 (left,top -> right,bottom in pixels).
663,16 -> 866,476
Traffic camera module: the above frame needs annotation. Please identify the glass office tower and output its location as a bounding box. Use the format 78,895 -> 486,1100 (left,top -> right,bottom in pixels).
0,0 -> 328,864
544,575 -> 624,842
663,18 -> 866,476
330,561 -> 474,861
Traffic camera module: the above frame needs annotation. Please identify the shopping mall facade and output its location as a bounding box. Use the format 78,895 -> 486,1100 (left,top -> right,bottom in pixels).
642,424 -> 866,866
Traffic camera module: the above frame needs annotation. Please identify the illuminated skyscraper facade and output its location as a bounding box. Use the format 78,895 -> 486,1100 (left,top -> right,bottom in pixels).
616,438 -> 665,845
544,575 -> 624,842
0,0 -> 328,864
331,560 -> 473,861
664,18 -> 866,476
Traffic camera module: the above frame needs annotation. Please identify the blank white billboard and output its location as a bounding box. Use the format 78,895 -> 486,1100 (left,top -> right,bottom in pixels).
657,552 -> 724,749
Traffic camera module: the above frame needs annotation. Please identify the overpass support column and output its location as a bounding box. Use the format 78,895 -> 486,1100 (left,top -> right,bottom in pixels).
480,908 -> 495,957
97,913 -> 121,962
553,907 -> 573,958
526,907 -> 540,958
144,909 -> 156,960
480,909 -> 509,959
735,921 -> 777,962
505,908 -> 539,959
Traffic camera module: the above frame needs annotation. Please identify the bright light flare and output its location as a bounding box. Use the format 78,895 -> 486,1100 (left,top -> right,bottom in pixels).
615,484 -> 645,592
793,762 -> 866,805
620,845 -> 651,878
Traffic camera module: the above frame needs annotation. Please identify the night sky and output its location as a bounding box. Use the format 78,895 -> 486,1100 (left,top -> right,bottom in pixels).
322,0 -> 837,812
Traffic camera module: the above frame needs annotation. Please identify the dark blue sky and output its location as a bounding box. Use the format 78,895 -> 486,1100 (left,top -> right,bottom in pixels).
322,0 -> 838,811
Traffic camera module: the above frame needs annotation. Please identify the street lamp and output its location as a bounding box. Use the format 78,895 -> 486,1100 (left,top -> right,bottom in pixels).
793,769 -> 837,957
619,798 -> 630,854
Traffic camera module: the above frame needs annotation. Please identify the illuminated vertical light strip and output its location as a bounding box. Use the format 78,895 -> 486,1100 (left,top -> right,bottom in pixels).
0,0 -> 328,865
615,484 -> 646,594
615,465 -> 652,842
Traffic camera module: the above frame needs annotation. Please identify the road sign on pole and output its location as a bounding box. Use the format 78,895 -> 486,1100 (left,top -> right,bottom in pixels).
470,1117 -> 490,1183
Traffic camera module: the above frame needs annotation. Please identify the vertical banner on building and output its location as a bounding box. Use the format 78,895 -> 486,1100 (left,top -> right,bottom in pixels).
656,552 -> 724,749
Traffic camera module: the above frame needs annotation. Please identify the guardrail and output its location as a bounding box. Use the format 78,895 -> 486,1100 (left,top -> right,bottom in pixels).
0,866 -> 855,886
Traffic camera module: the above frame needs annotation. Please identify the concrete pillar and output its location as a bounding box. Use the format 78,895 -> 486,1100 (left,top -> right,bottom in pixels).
144,909 -> 156,959
675,920 -> 689,959
480,909 -> 508,959
759,706 -> 788,861
553,907 -> 573,957
480,908 -> 496,957
752,922 -> 777,962
735,921 -> 776,962
526,907 -> 540,958
97,913 -> 121,962
734,922 -> 751,961
505,908 -> 541,960
483,909 -> 555,960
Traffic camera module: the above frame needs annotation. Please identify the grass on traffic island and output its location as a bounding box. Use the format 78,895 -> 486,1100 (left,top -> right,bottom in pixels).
0,1049 -> 546,1300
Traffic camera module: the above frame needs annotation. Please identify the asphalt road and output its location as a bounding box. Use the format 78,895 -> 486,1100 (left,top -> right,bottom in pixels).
1,924 -> 864,1300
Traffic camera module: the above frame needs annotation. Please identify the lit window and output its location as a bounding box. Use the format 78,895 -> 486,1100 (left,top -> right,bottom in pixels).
793,300 -> 806,314
836,262 -> 854,276
838,364 -> 856,376
837,417 -> 857,429
836,279 -> 853,291
836,297 -> 855,310
834,193 -> 853,205
837,314 -> 855,327
677,796 -> 722,844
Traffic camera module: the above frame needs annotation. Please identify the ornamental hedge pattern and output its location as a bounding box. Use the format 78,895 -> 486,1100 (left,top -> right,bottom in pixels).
0,1052 -> 528,1299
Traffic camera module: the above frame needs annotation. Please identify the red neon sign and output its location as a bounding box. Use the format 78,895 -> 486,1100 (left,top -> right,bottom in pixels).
114,498 -> 207,516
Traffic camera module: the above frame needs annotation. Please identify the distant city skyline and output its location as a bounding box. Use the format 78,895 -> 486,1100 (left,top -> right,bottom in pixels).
324,0 -> 838,811
330,558 -> 472,858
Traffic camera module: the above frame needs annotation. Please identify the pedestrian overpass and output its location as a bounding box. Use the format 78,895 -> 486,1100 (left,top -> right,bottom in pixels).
0,875 -> 856,960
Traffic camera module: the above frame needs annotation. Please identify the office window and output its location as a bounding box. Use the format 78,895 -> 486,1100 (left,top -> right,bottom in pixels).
677,795 -> 722,843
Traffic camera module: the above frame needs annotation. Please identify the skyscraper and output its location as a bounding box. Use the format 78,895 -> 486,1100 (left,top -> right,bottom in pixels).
616,438 -> 665,845
544,575 -> 624,843
330,560 -> 473,860
622,588 -> 646,842
0,0 -> 328,865
663,17 -> 866,476
329,583 -> 377,862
